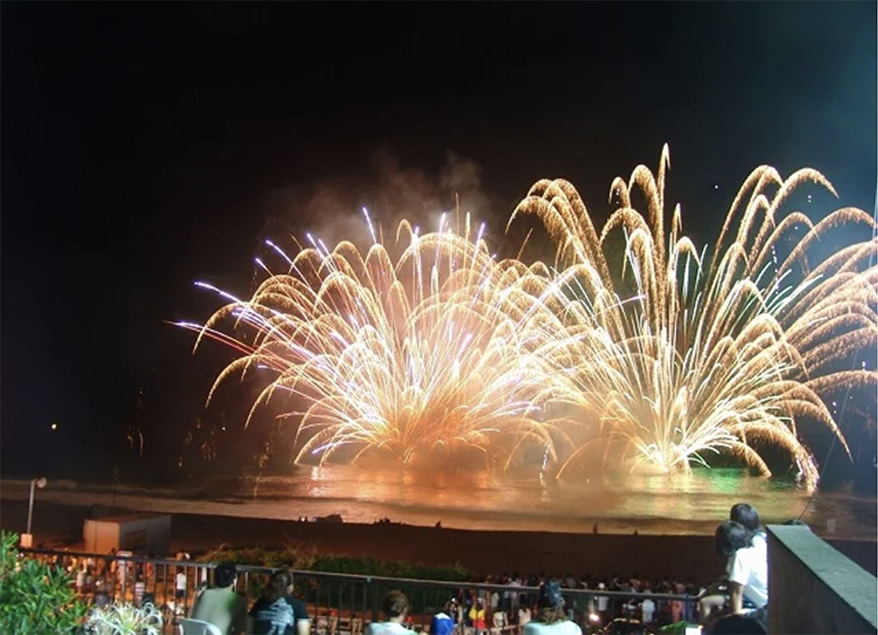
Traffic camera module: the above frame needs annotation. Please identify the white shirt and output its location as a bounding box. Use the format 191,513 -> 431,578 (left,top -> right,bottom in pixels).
727,533 -> 768,608
490,591 -> 500,610
523,620 -> 582,635
640,598 -> 655,623
366,621 -> 411,635
596,585 -> 608,612
505,580 -> 521,600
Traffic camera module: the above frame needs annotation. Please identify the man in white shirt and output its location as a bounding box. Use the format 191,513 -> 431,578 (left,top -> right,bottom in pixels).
505,575 -> 522,615
640,597 -> 655,624
595,583 -> 608,617
175,570 -> 188,616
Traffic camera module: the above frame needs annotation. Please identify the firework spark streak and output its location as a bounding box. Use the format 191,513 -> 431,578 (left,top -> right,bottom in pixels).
509,145 -> 877,489
182,147 -> 876,490
181,211 -> 579,467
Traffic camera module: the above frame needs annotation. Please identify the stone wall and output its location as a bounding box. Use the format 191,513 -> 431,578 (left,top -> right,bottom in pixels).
767,525 -> 877,635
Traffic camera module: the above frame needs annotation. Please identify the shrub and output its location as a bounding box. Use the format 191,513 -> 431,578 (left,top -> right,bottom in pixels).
310,554 -> 471,581
196,543 -> 471,580
199,542 -> 318,570
0,530 -> 88,634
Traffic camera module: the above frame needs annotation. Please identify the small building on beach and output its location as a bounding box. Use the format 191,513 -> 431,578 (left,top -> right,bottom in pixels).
83,513 -> 171,556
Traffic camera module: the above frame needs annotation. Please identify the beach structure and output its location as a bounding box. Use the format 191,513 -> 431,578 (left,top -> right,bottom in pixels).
82,512 -> 171,555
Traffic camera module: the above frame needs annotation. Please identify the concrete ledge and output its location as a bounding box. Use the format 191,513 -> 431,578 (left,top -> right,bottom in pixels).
767,525 -> 877,634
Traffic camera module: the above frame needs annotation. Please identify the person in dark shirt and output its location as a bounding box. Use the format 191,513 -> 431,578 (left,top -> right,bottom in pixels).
249,569 -> 311,635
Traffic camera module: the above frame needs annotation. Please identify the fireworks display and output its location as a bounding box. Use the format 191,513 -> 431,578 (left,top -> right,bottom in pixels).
182,147 -> 877,490
181,212 -> 579,468
511,146 -> 877,489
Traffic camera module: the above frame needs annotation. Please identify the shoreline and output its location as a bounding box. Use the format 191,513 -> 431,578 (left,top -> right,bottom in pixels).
0,479 -> 721,537
3,477 -> 875,540
2,497 -> 874,582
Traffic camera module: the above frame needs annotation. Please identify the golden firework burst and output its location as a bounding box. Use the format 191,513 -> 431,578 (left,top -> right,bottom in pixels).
509,145 -> 877,489
182,211 -> 579,467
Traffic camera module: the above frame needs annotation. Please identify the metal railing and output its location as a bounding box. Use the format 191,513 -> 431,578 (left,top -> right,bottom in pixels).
20,548 -> 700,634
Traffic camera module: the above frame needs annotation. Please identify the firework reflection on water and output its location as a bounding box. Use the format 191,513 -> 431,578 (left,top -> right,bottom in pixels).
214,465 -> 877,539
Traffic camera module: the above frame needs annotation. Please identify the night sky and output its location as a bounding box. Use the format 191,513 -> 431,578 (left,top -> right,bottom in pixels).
2,3 -> 876,481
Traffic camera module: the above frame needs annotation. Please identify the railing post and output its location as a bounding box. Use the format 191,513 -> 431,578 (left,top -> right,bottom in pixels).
368,576 -> 379,624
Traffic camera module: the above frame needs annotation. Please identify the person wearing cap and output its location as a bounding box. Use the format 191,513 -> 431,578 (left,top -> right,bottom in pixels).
522,580 -> 581,635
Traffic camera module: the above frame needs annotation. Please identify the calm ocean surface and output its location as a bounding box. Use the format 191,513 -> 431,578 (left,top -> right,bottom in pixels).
3,466 -> 874,540
203,466 -> 877,539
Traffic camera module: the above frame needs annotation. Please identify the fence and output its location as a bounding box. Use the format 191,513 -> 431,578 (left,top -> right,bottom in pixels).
20,548 -> 700,634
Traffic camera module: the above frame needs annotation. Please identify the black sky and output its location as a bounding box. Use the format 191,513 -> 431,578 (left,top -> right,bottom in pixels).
2,2 -> 876,478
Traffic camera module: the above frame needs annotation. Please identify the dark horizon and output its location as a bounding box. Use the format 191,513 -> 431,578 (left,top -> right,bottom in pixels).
1,3 -> 876,488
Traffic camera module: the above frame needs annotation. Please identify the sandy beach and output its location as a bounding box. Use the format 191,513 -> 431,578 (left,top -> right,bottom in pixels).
2,495 -> 874,582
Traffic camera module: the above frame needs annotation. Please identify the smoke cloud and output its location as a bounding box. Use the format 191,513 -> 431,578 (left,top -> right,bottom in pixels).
259,150 -> 495,254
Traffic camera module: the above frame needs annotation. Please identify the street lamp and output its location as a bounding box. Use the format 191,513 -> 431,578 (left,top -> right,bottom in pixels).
21,477 -> 47,548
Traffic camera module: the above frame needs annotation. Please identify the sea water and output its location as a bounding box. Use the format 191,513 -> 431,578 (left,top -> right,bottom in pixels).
213,466 -> 877,538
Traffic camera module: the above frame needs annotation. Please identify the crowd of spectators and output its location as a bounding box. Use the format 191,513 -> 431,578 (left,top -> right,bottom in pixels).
442,570 -> 700,631
31,500 -> 784,635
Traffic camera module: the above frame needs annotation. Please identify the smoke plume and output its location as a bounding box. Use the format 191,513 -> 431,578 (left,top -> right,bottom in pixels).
259,149 -> 494,253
